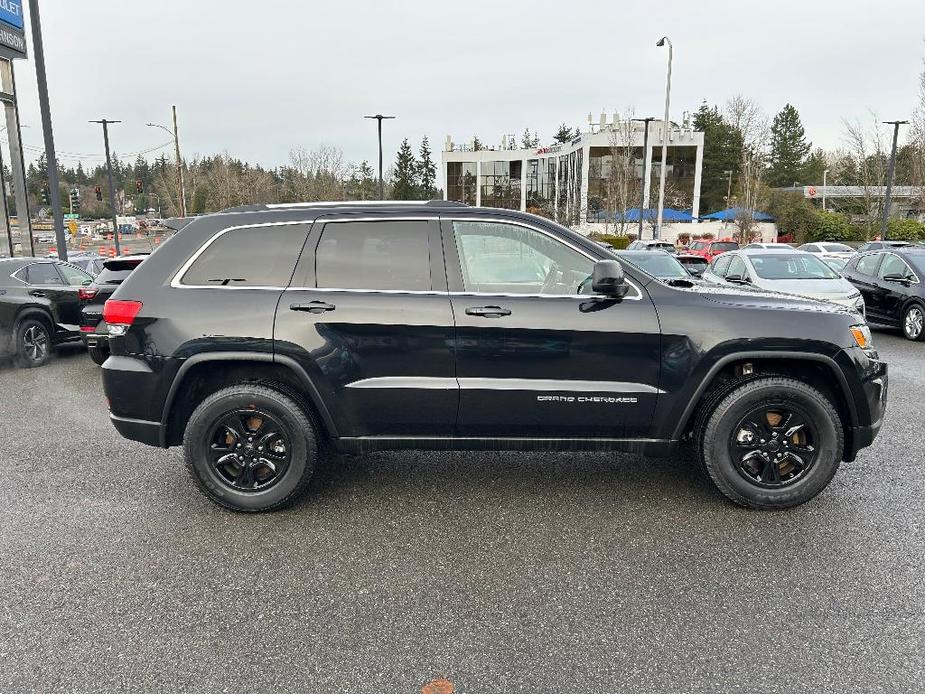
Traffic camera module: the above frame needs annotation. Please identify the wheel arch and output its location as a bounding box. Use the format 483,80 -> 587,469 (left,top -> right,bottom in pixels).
674,351 -> 858,447
161,352 -> 338,447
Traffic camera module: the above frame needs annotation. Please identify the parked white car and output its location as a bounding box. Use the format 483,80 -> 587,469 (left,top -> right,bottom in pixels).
798,242 -> 856,261
703,248 -> 866,315
742,242 -> 795,250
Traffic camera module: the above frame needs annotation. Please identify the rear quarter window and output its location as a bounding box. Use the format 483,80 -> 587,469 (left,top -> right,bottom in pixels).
181,225 -> 309,287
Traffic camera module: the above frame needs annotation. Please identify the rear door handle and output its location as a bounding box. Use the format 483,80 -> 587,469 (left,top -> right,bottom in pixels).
290,301 -> 335,314
465,305 -> 511,318
29,290 -> 47,298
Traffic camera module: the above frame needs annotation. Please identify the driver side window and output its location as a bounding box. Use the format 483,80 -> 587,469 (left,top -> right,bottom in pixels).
452,221 -> 594,295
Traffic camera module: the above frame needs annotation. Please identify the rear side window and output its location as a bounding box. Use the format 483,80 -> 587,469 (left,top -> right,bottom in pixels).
24,263 -> 64,286
854,253 -> 882,277
726,256 -> 747,278
711,255 -> 733,276
181,225 -> 309,287
712,242 -> 738,252
315,221 -> 432,291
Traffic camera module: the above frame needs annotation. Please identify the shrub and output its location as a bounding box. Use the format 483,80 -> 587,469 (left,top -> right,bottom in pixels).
886,218 -> 925,241
676,232 -> 691,246
806,210 -> 860,243
700,232 -> 715,240
591,233 -> 632,250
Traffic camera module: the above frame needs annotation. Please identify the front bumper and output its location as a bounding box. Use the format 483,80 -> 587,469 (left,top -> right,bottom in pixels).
844,354 -> 887,461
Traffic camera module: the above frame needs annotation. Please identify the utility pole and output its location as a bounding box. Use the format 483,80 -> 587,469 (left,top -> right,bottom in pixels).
90,119 -> 122,255
822,169 -> 829,211
29,0 -> 67,261
723,169 -> 734,231
364,114 -> 396,199
631,117 -> 656,237
880,120 -> 907,241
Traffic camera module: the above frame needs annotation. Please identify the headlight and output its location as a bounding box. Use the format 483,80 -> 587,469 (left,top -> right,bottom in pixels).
850,324 -> 873,350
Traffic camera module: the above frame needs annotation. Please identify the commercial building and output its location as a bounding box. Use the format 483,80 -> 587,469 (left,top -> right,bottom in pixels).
442,113 -> 705,232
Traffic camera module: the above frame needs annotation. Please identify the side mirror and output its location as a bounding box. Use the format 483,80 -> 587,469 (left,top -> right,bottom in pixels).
726,274 -> 750,284
686,267 -> 704,277
592,259 -> 630,298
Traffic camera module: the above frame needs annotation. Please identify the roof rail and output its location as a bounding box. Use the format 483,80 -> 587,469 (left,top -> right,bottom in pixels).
263,199 -> 468,210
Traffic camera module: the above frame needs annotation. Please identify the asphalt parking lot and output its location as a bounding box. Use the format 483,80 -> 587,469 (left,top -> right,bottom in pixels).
0,331 -> 922,693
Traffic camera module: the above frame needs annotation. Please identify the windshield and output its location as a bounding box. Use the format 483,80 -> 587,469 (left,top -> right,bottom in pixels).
650,243 -> 677,254
820,243 -> 853,252
750,253 -> 840,280
623,253 -> 689,279
712,242 -> 738,252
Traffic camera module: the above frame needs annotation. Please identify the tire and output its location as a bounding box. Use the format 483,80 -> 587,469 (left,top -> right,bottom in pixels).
88,343 -> 109,366
902,303 -> 925,341
700,376 -> 844,510
183,384 -> 318,512
14,317 -> 52,369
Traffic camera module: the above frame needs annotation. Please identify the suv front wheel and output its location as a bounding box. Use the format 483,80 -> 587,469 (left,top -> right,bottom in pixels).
700,377 -> 844,509
183,384 -> 318,512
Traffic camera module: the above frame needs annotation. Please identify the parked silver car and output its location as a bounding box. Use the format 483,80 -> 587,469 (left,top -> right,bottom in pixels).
703,248 -> 865,315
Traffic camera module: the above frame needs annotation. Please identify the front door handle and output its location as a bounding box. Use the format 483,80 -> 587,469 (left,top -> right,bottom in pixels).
465,305 -> 511,318
290,301 -> 335,314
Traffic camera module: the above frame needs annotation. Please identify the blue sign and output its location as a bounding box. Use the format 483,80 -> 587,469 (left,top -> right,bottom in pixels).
0,0 -> 24,30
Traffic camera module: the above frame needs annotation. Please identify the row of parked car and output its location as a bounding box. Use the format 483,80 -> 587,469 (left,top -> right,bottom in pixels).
615,238 -> 925,341
0,252 -> 147,368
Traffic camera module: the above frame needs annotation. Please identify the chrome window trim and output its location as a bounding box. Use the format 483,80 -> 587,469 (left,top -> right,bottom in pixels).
345,376 -> 664,394
10,261 -> 69,287
444,216 -> 643,301
878,252 -> 921,284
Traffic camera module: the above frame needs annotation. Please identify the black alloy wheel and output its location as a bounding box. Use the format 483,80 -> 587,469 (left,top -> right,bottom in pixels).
728,404 -> 818,488
208,408 -> 292,492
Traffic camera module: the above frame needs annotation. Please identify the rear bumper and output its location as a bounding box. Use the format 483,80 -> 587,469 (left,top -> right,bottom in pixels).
110,414 -> 163,447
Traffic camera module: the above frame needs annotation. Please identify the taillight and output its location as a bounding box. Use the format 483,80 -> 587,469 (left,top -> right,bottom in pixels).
103,300 -> 143,329
79,325 -> 96,333
78,286 -> 98,300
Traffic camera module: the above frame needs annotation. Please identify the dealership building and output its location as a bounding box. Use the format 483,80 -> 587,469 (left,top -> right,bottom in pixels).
442,113 -> 705,230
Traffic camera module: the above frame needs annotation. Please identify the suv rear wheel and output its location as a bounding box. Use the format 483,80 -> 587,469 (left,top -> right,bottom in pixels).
700,377 -> 843,509
14,318 -> 51,368
183,384 -> 318,512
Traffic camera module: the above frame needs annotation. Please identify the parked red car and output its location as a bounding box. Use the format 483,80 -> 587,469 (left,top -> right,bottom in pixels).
687,239 -> 739,262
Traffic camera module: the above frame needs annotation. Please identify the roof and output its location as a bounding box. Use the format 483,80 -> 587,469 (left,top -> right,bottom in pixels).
739,248 -> 812,255
219,200 -> 467,214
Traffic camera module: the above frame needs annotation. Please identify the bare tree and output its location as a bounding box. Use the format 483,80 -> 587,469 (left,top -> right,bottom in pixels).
842,113 -> 888,238
606,109 -> 642,235
724,96 -> 769,241
911,60 -> 925,206
724,95 -> 770,152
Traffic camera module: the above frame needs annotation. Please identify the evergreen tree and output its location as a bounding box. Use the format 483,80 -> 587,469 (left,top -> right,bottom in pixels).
693,101 -> 743,213
802,148 -> 828,186
391,138 -> 419,200
766,104 -> 811,187
418,137 -> 437,199
356,160 -> 378,199
472,135 -> 483,151
553,124 -> 573,144
521,128 -> 534,149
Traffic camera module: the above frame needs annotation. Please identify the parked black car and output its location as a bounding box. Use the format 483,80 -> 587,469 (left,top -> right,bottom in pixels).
856,240 -> 916,253
80,255 -> 148,365
101,202 -> 887,512
842,246 -> 925,340
0,257 -> 95,367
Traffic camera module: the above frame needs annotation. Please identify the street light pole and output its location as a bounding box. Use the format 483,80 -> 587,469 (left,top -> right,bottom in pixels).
822,169 -> 829,211
147,107 -> 186,217
631,117 -> 656,238
655,36 -> 673,240
880,120 -> 908,242
89,119 -> 122,255
364,114 -> 396,199
29,0 -> 68,261
723,169 -> 734,231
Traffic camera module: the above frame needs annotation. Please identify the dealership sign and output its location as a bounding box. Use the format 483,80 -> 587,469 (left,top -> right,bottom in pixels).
0,0 -> 26,58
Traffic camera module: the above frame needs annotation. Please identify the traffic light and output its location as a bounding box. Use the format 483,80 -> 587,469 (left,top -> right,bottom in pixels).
41,186 -> 49,205
95,185 -> 103,201
135,179 -> 143,193
69,188 -> 80,212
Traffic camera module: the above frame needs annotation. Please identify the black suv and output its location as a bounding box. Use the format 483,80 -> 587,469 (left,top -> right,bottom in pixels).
1,257 -> 95,367
79,255 -> 148,364
101,202 -> 887,512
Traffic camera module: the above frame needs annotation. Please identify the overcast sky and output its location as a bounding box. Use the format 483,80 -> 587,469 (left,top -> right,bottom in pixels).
8,0 -> 925,180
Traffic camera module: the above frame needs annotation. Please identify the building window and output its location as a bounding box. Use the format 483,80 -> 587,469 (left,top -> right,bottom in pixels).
525,158 -> 556,219
586,145 -> 644,224
446,162 -> 477,206
479,160 -> 521,210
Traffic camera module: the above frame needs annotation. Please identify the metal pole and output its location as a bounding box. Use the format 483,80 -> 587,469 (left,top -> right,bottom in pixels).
632,117 -> 655,238
364,114 -> 395,200
172,105 -> 186,217
880,120 -> 907,241
6,61 -> 34,256
91,119 -> 122,255
822,169 -> 828,211
28,0 -> 67,262
723,169 -> 733,232
655,36 -> 673,240
0,146 -> 12,257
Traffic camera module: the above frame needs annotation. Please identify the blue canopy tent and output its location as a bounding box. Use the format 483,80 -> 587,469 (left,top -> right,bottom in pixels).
591,207 -> 695,223
701,207 -> 774,222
